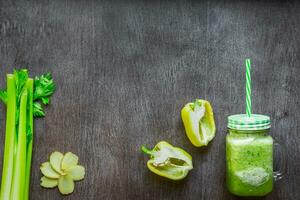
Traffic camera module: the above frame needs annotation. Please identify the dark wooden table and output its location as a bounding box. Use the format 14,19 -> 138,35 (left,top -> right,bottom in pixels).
0,0 -> 299,199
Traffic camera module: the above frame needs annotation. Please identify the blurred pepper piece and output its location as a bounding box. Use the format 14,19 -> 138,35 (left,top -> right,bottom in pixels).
141,141 -> 193,180
181,99 -> 216,147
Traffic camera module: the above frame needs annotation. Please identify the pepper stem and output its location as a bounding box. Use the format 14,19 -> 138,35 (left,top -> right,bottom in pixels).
141,145 -> 153,156
191,99 -> 200,111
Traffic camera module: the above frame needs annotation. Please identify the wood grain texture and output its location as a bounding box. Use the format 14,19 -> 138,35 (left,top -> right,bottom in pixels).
0,0 -> 299,199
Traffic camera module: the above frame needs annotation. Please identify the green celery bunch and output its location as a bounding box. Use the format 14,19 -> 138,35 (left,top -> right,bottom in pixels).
0,69 -> 55,200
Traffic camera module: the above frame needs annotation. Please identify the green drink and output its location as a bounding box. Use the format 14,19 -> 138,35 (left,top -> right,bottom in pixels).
226,59 -> 284,196
226,125 -> 273,196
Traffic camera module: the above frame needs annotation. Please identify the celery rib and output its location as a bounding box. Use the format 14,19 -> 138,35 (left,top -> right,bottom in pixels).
24,79 -> 33,200
10,88 -> 28,200
0,75 -> 16,200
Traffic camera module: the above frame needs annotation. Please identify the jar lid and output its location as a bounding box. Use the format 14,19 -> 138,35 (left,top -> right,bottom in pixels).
227,114 -> 271,130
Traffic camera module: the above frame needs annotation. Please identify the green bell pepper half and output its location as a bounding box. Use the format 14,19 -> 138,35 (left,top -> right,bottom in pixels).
141,141 -> 193,180
181,99 -> 216,147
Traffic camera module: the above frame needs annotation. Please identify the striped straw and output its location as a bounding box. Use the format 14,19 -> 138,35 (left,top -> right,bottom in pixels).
245,59 -> 252,117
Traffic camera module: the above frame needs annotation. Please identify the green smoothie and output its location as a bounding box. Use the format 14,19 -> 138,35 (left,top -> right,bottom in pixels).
226,131 -> 273,196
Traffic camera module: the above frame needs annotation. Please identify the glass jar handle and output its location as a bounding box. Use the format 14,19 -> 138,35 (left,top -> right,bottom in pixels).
273,139 -> 286,181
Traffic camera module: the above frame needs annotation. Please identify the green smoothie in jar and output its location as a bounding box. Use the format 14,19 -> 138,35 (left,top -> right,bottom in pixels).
226,114 -> 273,196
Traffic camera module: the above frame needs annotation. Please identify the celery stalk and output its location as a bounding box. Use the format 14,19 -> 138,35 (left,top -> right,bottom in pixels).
24,79 -> 33,200
10,88 -> 28,200
0,75 -> 16,200
0,70 -> 55,199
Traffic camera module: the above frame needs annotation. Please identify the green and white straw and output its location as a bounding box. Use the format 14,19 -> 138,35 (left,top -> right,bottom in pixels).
245,59 -> 252,117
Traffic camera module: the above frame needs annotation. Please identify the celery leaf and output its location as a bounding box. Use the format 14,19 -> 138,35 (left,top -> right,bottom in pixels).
34,73 -> 55,102
33,102 -> 45,117
0,90 -> 7,104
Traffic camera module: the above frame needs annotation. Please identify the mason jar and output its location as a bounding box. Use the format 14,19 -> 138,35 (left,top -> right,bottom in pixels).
226,114 -> 282,196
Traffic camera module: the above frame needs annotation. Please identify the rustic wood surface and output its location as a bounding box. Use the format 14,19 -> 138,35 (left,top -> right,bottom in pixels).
0,0 -> 299,199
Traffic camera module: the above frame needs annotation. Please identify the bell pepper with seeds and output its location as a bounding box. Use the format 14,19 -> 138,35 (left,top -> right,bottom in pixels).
181,99 -> 216,147
141,141 -> 193,180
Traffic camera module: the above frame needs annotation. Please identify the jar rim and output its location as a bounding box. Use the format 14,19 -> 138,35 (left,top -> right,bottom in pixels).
228,128 -> 270,133
227,114 -> 271,130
